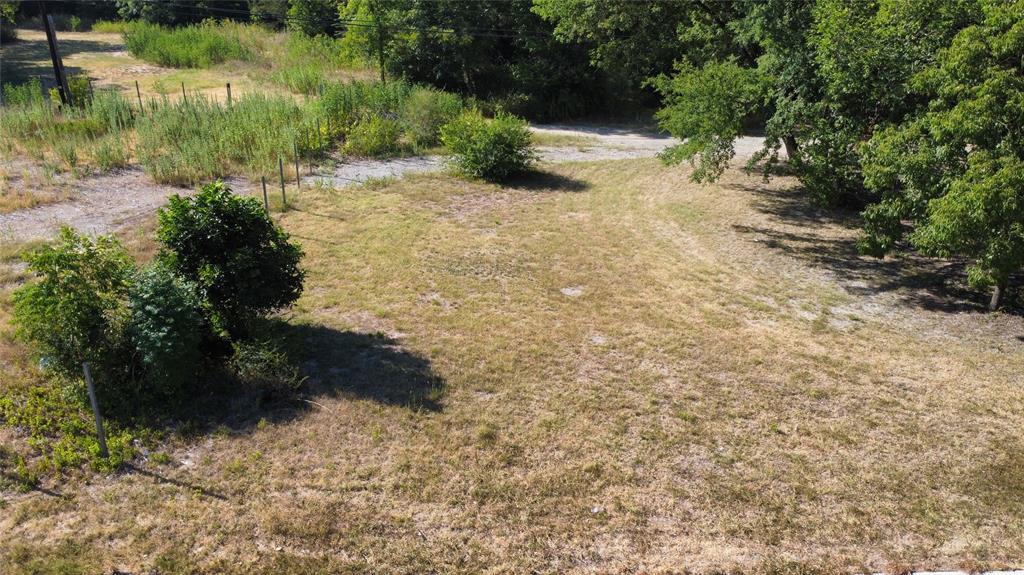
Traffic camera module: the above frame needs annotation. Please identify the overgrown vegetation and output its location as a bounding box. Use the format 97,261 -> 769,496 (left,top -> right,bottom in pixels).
3,182 -> 305,472
1,76 -> 464,184
123,20 -> 252,68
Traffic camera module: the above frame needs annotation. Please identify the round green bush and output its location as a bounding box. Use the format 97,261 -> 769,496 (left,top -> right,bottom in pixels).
440,110 -> 536,181
157,181 -> 305,339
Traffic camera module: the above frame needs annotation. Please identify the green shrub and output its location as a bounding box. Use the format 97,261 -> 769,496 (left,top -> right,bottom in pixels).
345,117 -> 402,157
440,110 -> 536,180
157,181 -> 305,338
402,87 -> 463,148
92,20 -> 130,34
123,21 -> 251,68
11,228 -> 135,394
127,264 -> 206,403
2,79 -> 45,107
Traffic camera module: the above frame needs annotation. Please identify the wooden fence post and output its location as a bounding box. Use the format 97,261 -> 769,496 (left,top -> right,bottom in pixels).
262,176 -> 269,213
278,157 -> 287,207
181,82 -> 187,104
82,363 -> 109,458
226,82 -> 232,106
135,80 -> 143,111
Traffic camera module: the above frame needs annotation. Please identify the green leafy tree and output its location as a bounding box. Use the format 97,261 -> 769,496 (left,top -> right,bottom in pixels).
860,0 -> 1023,309
157,181 -> 305,338
288,0 -> 338,37
250,0 -> 288,28
341,0 -> 608,119
654,59 -> 767,182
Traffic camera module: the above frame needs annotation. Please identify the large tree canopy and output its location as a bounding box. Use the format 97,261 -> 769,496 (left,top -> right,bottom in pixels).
537,0 -> 1020,308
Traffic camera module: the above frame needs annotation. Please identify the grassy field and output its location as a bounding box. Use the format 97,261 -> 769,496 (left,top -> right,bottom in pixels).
1,158 -> 1022,573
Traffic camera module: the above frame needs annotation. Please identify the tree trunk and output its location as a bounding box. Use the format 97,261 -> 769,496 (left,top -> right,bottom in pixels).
783,135 -> 799,161
989,280 -> 1007,311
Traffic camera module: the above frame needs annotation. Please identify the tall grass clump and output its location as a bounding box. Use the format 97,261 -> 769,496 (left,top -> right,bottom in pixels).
401,87 -> 463,148
135,92 -> 311,184
123,21 -> 251,68
267,34 -> 350,95
1,81 -> 135,172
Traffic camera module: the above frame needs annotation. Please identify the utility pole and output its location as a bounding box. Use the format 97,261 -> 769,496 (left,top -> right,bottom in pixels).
40,1 -> 72,106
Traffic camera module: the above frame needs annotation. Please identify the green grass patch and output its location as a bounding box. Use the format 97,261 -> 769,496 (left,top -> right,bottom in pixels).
123,21 -> 252,68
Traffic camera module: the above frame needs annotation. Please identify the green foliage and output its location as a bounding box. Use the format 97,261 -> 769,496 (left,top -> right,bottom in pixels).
135,91 -> 306,184
288,0 -> 339,37
342,0 -> 612,120
250,0 -> 288,28
345,116 -> 402,157
860,0 -> 1024,305
91,19 -> 129,34
127,264 -> 206,403
440,110 -> 536,181
401,86 -> 462,148
123,21 -> 252,68
157,181 -> 305,338
655,60 -> 766,182
11,228 -> 136,390
0,0 -> 17,43
2,78 -> 45,107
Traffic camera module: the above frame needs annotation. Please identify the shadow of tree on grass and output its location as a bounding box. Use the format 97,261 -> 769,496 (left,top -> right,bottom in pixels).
114,322 -> 444,438
729,181 -> 1022,314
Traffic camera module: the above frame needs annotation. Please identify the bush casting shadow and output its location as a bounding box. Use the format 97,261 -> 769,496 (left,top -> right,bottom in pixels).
104,322 -> 444,437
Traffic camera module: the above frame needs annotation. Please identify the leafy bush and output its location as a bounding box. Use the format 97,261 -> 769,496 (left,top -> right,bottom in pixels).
91,20 -> 129,34
123,21 -> 251,68
402,87 -> 463,148
157,181 -> 305,338
345,117 -> 402,157
440,110 -> 536,180
10,229 -> 209,414
12,227 -> 136,389
127,264 -> 206,403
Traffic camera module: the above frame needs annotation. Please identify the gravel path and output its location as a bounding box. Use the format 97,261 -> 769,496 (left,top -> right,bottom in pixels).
0,125 -> 766,242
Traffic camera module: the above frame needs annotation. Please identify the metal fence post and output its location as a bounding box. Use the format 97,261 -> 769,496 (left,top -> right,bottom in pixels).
82,363 -> 109,458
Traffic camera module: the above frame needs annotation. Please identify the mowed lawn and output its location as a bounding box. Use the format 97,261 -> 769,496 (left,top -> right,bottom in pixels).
3,159 -> 1023,573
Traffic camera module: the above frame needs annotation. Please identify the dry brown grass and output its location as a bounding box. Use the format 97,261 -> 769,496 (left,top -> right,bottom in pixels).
1,159 -> 1023,574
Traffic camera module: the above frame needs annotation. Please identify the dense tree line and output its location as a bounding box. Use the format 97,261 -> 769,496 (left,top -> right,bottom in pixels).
536,0 -> 1023,309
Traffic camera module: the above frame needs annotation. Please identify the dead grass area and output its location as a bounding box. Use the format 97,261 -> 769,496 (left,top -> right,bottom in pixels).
1,159 -> 1023,574
0,165 -> 74,214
